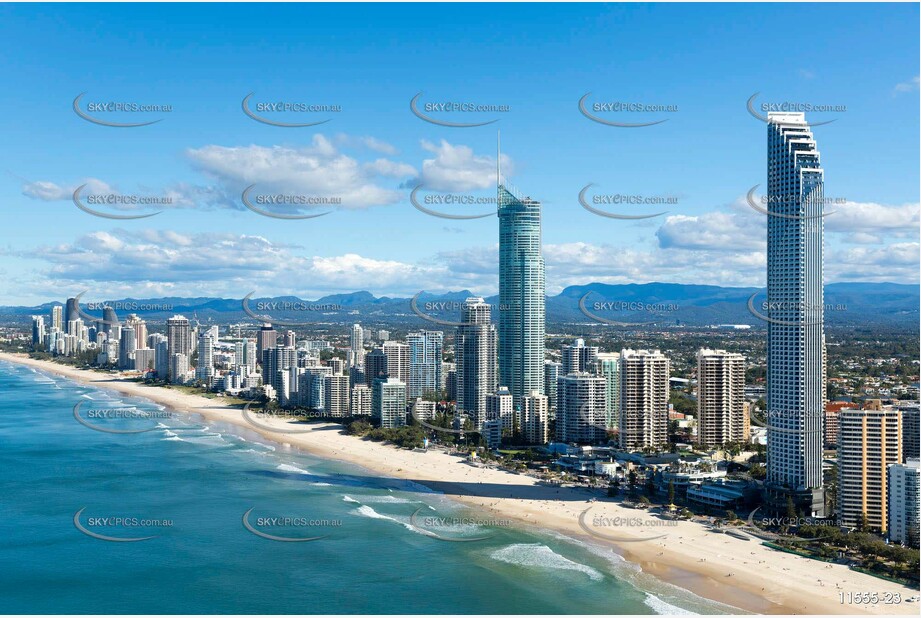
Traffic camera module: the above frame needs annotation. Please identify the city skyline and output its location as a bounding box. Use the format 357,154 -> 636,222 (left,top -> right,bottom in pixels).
0,4 -> 918,306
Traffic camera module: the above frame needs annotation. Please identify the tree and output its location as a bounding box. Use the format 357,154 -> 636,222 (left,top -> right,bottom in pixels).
667,480 -> 675,505
627,469 -> 638,497
858,511 -> 869,533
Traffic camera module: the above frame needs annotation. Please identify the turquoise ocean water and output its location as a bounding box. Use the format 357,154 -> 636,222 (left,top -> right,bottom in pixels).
0,361 -> 733,614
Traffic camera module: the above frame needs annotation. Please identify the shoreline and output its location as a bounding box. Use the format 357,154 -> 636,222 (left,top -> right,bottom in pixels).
2,352 -> 917,615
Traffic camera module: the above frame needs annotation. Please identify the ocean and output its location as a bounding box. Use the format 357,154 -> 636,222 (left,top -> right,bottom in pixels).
0,360 -> 731,614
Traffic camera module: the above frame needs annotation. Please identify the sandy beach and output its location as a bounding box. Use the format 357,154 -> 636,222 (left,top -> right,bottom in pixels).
2,352 -> 917,615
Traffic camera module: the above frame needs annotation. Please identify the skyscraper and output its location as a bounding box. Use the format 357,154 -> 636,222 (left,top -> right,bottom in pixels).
596,352 -> 620,430
888,458 -> 920,548
382,341 -> 410,385
64,297 -> 78,328
325,374 -> 350,418
486,386 -> 514,433
618,349 -> 670,451
195,333 -> 214,383
543,360 -> 561,420
561,338 -> 598,376
350,323 -> 364,368
558,372 -> 606,444
51,305 -> 63,333
166,315 -> 192,379
765,112 -> 826,516
521,391 -> 549,445
455,297 -> 497,429
498,181 -> 545,411
372,377 -> 407,429
838,409 -> 902,532
697,349 -> 746,447
256,323 -> 277,367
407,330 -> 443,399
101,305 -> 119,335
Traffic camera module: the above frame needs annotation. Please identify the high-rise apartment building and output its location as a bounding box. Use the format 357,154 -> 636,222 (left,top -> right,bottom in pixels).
350,323 -> 364,368
888,458 -> 920,548
195,333 -> 214,383
372,377 -> 407,429
486,386 -> 514,433
351,383 -> 372,417
166,315 -> 192,379
521,391 -> 549,444
324,374 -> 350,418
596,352 -> 620,430
543,360 -> 561,420
764,112 -> 827,516
455,297 -> 497,429
900,405 -> 920,462
407,330 -> 443,399
697,349 -> 746,447
561,338 -> 599,376
558,372 -> 606,444
838,409 -> 902,531
51,305 -> 63,333
618,349 -> 669,450
256,323 -> 277,367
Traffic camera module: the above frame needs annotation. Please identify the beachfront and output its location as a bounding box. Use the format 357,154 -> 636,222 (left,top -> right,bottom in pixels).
1,351 -> 916,616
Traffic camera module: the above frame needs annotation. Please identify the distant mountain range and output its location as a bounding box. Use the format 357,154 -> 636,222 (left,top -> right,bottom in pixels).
2,282 -> 917,328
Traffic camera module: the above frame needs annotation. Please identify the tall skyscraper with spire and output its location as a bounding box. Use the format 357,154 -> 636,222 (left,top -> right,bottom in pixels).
765,112 -> 826,516
497,139 -> 545,411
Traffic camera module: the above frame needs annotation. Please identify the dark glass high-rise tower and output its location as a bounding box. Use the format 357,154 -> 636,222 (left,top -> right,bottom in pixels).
498,182 -> 545,411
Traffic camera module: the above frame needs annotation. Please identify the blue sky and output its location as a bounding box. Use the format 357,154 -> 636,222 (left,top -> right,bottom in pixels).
1,2 -> 918,305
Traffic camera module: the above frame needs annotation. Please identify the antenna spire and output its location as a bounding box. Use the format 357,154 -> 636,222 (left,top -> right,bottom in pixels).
497,129 -> 501,187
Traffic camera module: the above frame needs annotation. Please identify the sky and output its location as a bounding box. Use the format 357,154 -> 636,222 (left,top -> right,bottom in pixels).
0,2 -> 918,306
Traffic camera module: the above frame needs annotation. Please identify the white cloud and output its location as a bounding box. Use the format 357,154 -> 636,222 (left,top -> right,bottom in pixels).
187,136 -> 414,210
418,139 -> 509,192
22,178 -> 114,201
656,211 -> 765,251
824,201 -> 920,235
21,133 -> 418,215
894,76 -> 919,94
